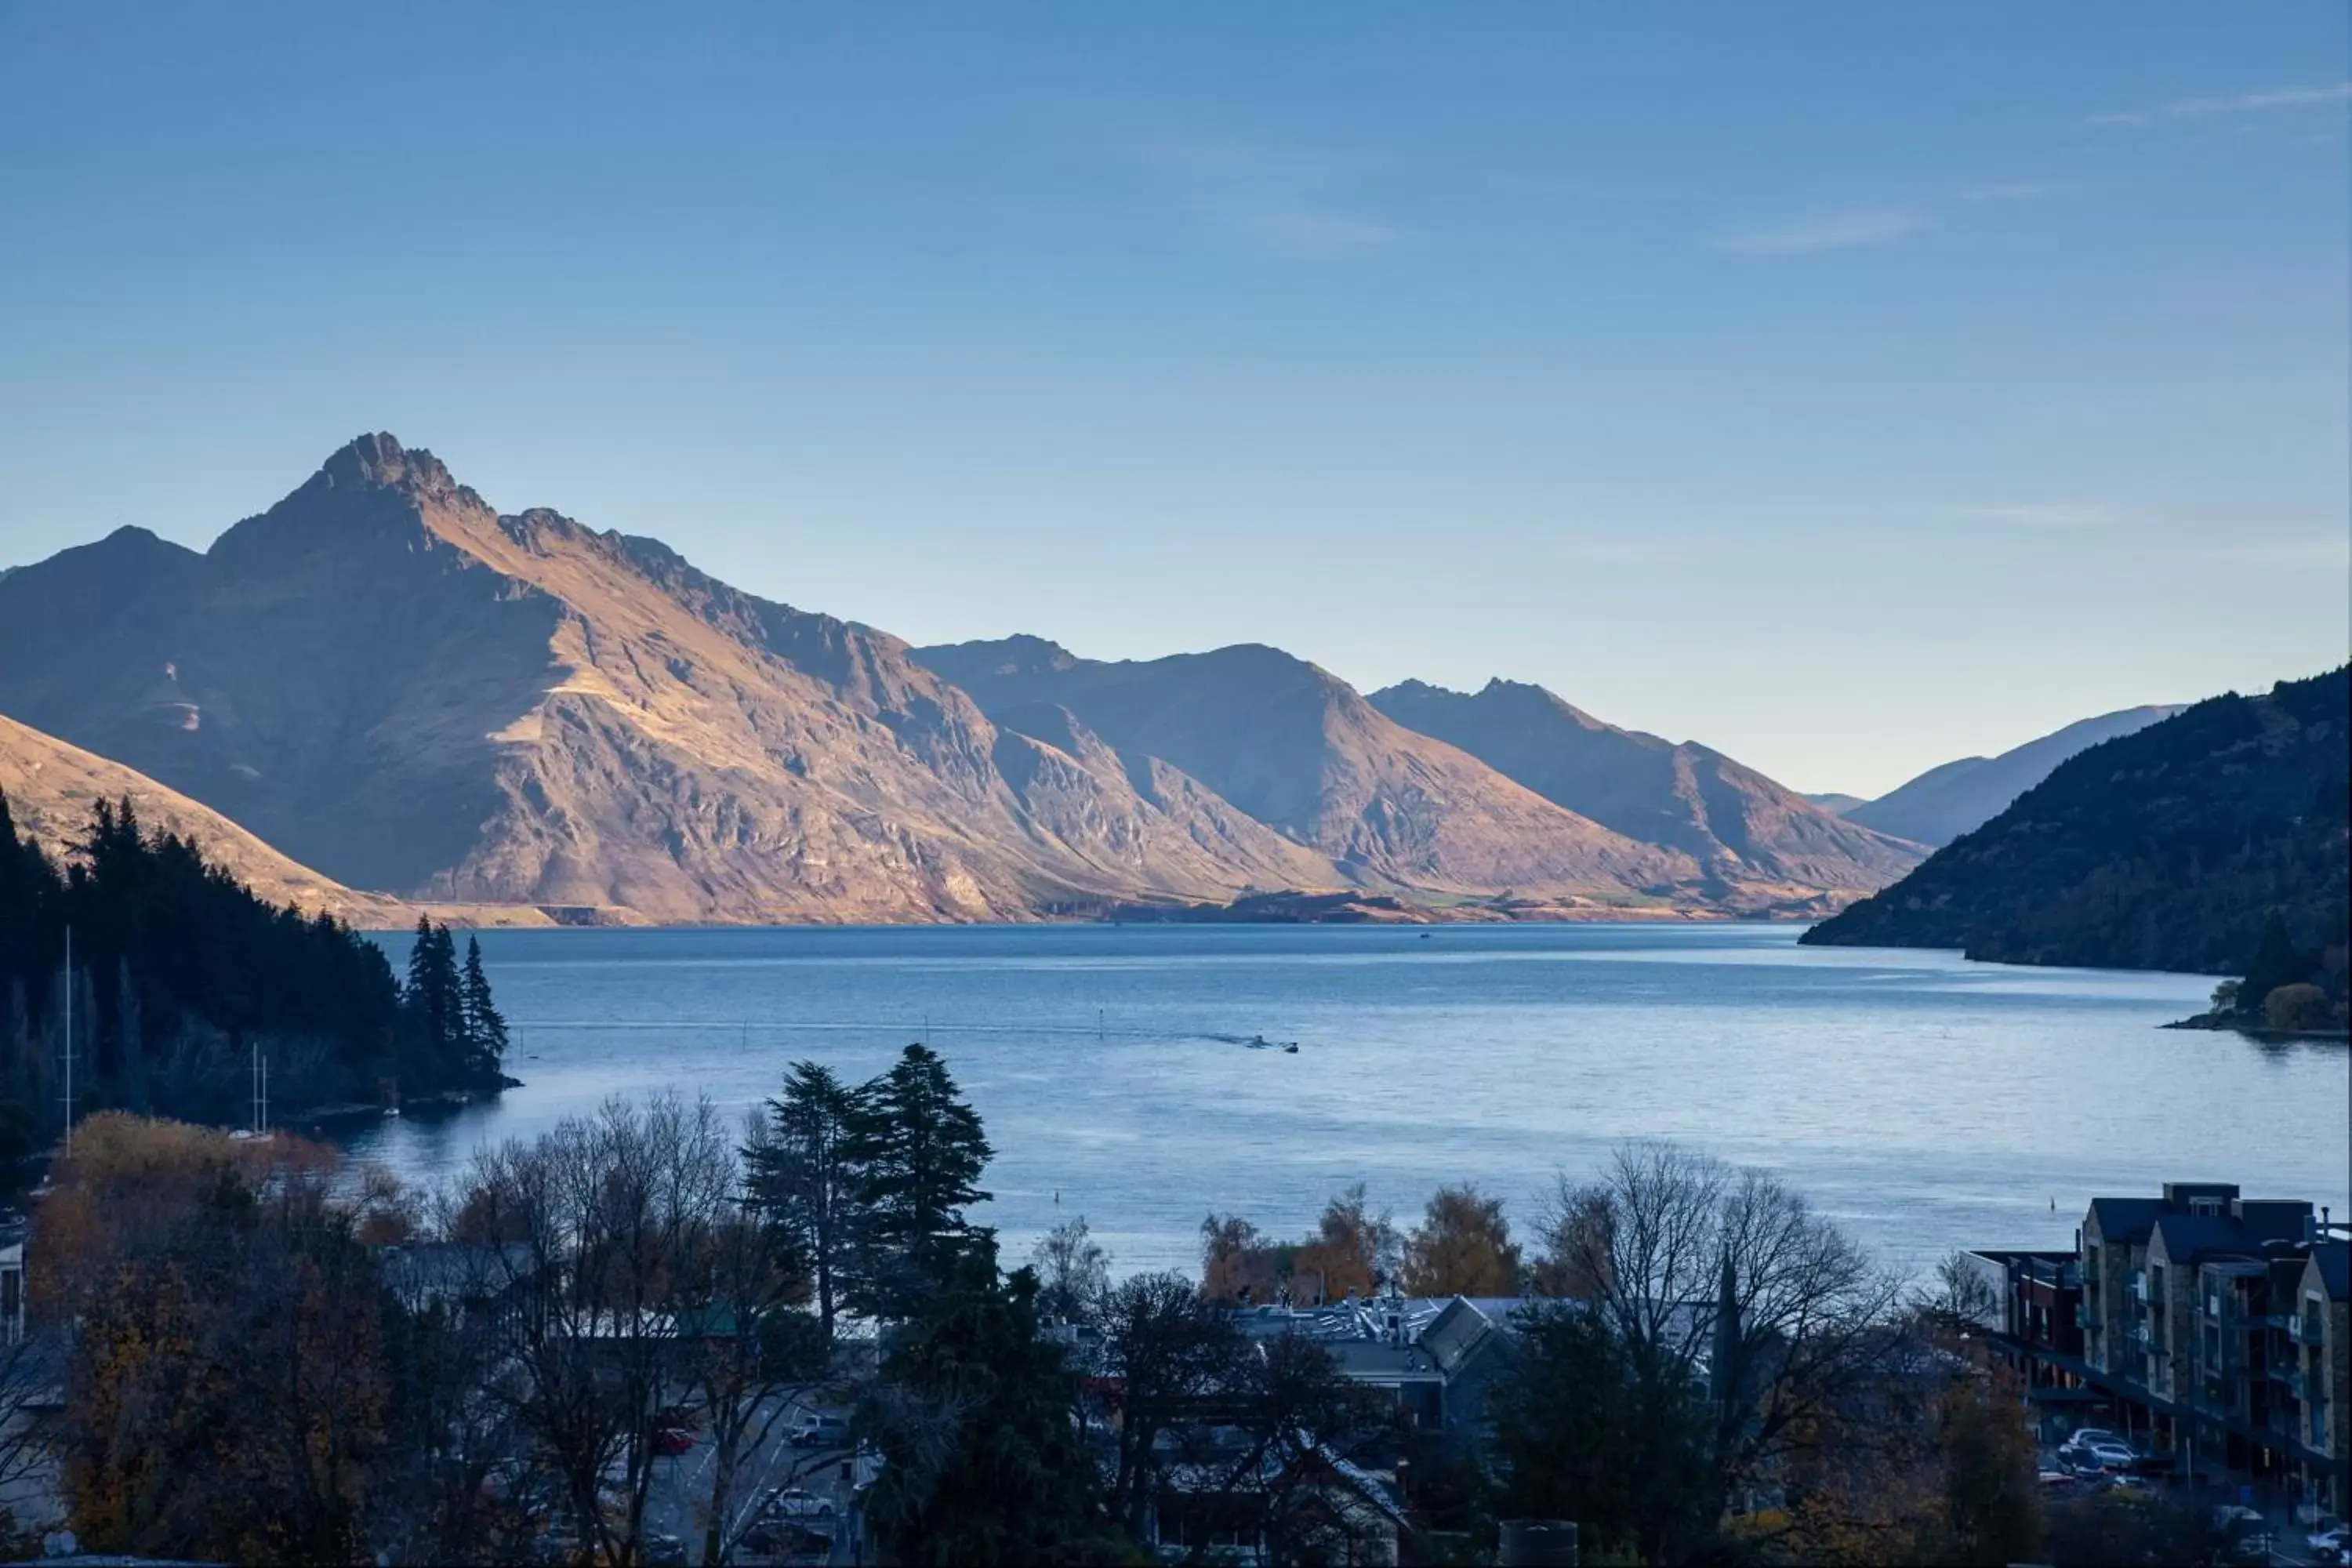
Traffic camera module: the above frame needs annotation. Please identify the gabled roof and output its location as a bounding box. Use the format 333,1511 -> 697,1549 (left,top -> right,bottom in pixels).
2086,1198 -> 2166,1243
1418,1298 -> 1496,1375
2150,1214 -> 2265,1266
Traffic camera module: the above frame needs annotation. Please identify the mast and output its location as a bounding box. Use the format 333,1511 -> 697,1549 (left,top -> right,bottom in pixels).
60,926 -> 73,1160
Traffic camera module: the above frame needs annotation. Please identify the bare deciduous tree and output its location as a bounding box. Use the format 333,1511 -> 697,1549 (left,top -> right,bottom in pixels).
453,1092 -> 738,1567
1102,1271 -> 1245,1537
1538,1141 -> 1907,1525
1030,1215 -> 1111,1327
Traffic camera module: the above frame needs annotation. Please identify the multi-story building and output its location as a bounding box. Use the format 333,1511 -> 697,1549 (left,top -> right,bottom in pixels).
2279,1241 -> 2349,1511
2033,1182 -> 2348,1514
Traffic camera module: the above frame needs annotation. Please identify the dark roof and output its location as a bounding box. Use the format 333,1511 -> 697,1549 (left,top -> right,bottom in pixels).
2150,1214 -> 2266,1265
2314,1242 -> 2350,1301
1418,1298 -> 1496,1375
2087,1198 -> 2166,1243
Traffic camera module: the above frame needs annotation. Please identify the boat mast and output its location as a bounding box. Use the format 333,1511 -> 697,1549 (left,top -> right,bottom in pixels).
60,925 -> 73,1160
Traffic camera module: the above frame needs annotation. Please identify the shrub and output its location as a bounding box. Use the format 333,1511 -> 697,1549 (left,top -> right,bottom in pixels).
2263,982 -> 2333,1032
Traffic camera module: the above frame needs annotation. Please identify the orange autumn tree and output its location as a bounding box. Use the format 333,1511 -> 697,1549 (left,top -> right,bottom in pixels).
38,1113 -> 392,1566
1401,1182 -> 1523,1298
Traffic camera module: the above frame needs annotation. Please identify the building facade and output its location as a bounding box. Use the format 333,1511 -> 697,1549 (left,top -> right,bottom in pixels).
1986,1182 -> 2349,1514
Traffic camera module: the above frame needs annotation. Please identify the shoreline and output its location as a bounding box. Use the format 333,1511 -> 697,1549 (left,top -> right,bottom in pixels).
2161,1011 -> 2350,1043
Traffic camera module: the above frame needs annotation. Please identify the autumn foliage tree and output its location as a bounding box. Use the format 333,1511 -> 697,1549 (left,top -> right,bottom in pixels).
39,1114 -> 394,1565
1401,1182 -> 1523,1297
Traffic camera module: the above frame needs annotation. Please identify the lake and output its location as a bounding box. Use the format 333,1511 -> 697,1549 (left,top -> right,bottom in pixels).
346,923 -> 2350,1281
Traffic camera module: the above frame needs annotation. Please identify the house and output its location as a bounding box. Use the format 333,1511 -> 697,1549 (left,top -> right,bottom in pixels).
1144,1424 -> 1408,1566
1229,1294 -> 1520,1445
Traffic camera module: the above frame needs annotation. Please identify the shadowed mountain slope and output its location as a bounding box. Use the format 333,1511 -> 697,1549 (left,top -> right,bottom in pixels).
1803,668 -> 2349,976
0,712 -> 414,926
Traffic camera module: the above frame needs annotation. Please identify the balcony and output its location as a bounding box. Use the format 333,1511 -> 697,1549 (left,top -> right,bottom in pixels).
2129,1274 -> 2148,1304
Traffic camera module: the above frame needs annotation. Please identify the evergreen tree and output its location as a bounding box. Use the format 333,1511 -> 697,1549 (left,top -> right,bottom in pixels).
458,937 -> 506,1086
843,1044 -> 993,1322
401,919 -> 463,1080
746,1060 -> 861,1341
0,795 -> 405,1138
2238,909 -> 2315,1013
1487,1305 -> 1712,1562
859,1252 -> 1134,1565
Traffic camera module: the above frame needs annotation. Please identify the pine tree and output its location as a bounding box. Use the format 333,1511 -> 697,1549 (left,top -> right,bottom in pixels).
401,919 -> 464,1080
860,1254 -> 1129,1564
843,1044 -> 993,1322
2238,909 -> 2315,1012
747,1061 -> 861,1341
458,937 -> 506,1087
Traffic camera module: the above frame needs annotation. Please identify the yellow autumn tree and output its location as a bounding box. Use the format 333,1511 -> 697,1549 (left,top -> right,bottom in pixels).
1401,1182 -> 1523,1298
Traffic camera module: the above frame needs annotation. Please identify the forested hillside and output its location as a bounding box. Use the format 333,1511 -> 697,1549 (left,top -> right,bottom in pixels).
1802,668 -> 2349,1004
0,793 -> 506,1164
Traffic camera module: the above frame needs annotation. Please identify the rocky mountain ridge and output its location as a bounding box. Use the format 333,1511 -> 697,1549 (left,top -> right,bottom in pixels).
1,433 -> 1929,924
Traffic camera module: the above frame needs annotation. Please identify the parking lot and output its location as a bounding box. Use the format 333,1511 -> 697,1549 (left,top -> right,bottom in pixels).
2040,1426 -> 2344,1566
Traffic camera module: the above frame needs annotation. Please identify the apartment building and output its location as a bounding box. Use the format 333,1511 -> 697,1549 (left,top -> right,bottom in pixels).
2056,1181 -> 2350,1512
2281,1242 -> 2349,1508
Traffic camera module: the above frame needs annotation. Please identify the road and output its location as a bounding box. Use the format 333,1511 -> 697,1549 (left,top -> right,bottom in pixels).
641,1392 -> 857,1565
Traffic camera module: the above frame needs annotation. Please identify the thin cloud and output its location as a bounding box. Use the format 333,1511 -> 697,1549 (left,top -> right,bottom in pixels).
1953,503 -> 2115,528
1715,208 -> 1928,256
1127,130 -> 1398,262
2084,80 -> 2352,129
1232,210 -> 1399,259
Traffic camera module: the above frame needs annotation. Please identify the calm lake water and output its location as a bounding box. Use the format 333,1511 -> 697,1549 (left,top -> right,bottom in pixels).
347,924 -> 2350,1280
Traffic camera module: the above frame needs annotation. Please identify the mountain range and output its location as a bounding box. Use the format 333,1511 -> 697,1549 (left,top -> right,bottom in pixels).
1820,704 -> 2185,847
1804,667 -> 2350,980
0,433 -> 1941,925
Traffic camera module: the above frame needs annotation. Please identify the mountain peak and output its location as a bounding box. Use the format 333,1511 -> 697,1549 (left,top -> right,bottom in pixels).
319,431 -> 459,499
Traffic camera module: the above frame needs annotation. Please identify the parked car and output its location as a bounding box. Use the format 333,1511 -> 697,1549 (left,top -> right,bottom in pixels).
2078,1440 -> 2136,1471
2067,1427 -> 2123,1450
641,1532 -> 688,1566
651,1425 -> 695,1456
787,1410 -> 851,1448
762,1486 -> 837,1522
2227,1530 -> 2276,1565
2312,1524 -> 2352,1556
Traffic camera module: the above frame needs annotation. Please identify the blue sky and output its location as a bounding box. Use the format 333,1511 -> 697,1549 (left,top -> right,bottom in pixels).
2,4 -> 2344,795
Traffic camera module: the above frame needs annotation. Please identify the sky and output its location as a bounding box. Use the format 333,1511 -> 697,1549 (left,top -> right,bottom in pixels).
1,4 -> 2345,797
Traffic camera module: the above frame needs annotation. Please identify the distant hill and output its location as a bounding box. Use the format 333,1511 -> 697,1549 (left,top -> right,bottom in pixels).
1802,669 -> 2350,979
0,711 -> 412,926
1364,678 -> 1925,902
1843,705 -> 2185,847
1804,793 -> 1869,816
0,713 -> 547,930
